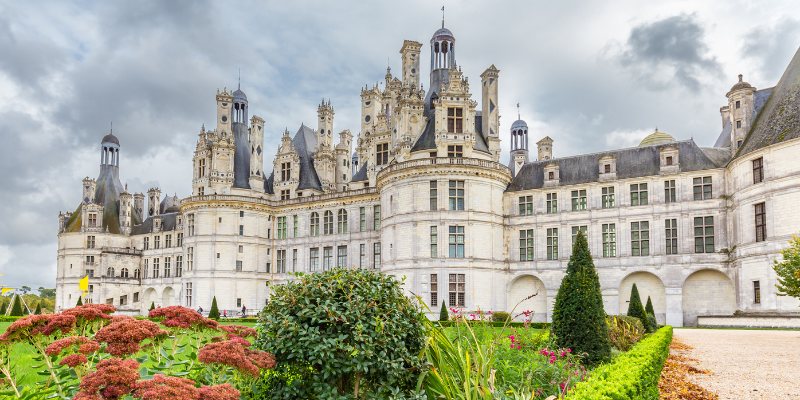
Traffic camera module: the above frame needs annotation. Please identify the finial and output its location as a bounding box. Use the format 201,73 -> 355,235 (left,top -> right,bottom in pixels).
441,5 -> 445,28
655,126 -> 658,132
238,68 -> 241,90
110,121 -> 113,134
516,103 -> 520,120
738,74 -> 743,82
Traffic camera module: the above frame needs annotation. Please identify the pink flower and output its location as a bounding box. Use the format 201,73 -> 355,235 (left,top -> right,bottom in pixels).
60,353 -> 88,367
76,358 -> 139,399
198,384 -> 240,400
133,374 -> 199,399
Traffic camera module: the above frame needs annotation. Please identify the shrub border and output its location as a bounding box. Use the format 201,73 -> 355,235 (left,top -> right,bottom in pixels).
565,326 -> 673,399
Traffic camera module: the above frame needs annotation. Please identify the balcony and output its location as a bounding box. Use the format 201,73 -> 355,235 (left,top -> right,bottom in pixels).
102,247 -> 143,256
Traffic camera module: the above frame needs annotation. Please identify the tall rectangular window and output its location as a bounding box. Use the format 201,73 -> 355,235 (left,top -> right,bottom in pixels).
310,212 -> 320,236
239,224 -> 244,236
519,229 -> 534,261
165,234 -> 172,248
280,162 -> 291,181
88,213 -> 97,227
571,189 -> 587,211
152,258 -> 160,278
359,244 -> 366,268
602,223 -> 616,257
546,228 -> 558,260
187,214 -> 195,236
518,195 -> 533,215
693,177 -> 713,200
631,221 -> 650,256
293,215 -> 298,237
630,183 -> 648,206
236,260 -> 243,272
448,274 -> 465,307
447,145 -> 463,158
755,202 -> 766,242
753,281 -> 761,304
292,249 -> 297,272
546,193 -> 558,214
448,180 -> 465,210
664,180 -> 676,203
323,247 -> 333,271
571,226 -> 587,247
665,219 -> 678,255
430,274 -> 438,307
185,282 -> 192,307
154,236 -> 160,249
175,256 -> 182,277
337,245 -> 347,267
693,216 -> 715,253
164,257 -> 171,277
376,143 -> 389,165
373,242 -> 381,268
373,205 -> 381,229
337,210 -> 348,234
752,157 -> 764,184
323,211 -> 334,235
276,250 -> 286,273
601,187 -> 615,208
280,190 -> 290,200
177,233 -> 183,247
359,207 -> 366,231
87,236 -> 95,249
448,226 -> 465,258
447,107 -> 464,133
309,248 -> 319,271
430,226 -> 438,258
144,237 -> 150,250
430,181 -> 438,210
186,247 -> 193,271
277,216 -> 287,239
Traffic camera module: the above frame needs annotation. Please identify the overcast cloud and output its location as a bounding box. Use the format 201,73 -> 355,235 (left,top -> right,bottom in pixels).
0,0 -> 798,288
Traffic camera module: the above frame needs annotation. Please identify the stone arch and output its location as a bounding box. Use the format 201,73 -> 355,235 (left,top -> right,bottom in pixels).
507,275 -> 548,322
619,271 -> 666,324
682,269 -> 736,326
162,287 -> 176,307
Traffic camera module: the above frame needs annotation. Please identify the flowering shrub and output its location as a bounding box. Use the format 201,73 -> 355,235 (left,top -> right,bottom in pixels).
0,304 -> 275,399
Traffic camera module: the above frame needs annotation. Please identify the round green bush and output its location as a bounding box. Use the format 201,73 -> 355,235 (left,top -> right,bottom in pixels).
256,268 -> 427,399
492,311 -> 511,323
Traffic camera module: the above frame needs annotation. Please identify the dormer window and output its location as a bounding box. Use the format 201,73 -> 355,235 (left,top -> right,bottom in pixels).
548,171 -> 554,180
280,162 -> 291,182
599,155 -> 616,181
666,156 -> 673,166
447,145 -> 463,158
447,107 -> 464,133
659,146 -> 679,173
604,164 -> 611,173
544,163 -> 559,187
376,143 -> 389,165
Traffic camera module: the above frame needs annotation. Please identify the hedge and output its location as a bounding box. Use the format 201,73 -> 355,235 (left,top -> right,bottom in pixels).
435,320 -> 549,329
0,316 -> 23,322
565,326 -> 673,400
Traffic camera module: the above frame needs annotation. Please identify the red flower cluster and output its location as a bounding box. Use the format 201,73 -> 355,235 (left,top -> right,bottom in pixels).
148,306 -> 218,330
45,336 -> 100,356
132,374 -> 199,399
0,314 -> 76,342
94,316 -> 167,356
198,339 -> 275,376
75,358 -> 139,400
219,324 -> 257,339
198,383 -> 240,400
60,353 -> 88,367
63,304 -> 116,322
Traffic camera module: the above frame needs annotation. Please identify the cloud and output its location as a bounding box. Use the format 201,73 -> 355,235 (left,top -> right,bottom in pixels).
742,18 -> 800,82
618,14 -> 721,92
605,128 -> 653,148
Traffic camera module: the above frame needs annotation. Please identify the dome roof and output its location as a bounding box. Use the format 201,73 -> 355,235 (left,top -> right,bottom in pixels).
101,133 -> 119,145
232,87 -> 247,102
431,27 -> 455,43
511,119 -> 528,130
727,74 -> 754,96
639,129 -> 675,147
160,194 -> 180,214
351,151 -> 359,160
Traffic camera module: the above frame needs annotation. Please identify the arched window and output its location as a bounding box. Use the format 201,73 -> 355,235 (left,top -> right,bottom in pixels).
134,268 -> 140,279
337,209 -> 348,234
107,267 -> 115,277
324,211 -> 334,235
120,268 -> 129,278
310,212 -> 320,236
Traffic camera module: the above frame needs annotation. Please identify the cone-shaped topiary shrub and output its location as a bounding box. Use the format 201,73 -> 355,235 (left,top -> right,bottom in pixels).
645,296 -> 655,315
644,296 -> 657,332
627,284 -> 648,330
552,231 -> 611,365
9,295 -> 24,317
439,301 -> 449,321
208,296 -> 220,320
149,301 -> 155,311
76,296 -> 83,306
34,302 -> 42,315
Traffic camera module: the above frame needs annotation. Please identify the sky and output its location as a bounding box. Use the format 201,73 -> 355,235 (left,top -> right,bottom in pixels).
0,0 -> 798,289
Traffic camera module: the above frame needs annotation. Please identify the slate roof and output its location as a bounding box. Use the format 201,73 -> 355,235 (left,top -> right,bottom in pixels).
507,139 -> 727,192
292,124 -> 323,191
64,164 -> 130,234
713,87 -> 774,148
351,163 -> 368,182
736,46 -> 800,158
131,212 -> 179,235
264,171 -> 274,194
232,122 -> 251,189
411,113 -> 490,154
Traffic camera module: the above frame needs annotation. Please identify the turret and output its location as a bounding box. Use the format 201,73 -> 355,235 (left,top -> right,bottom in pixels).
400,40 -> 422,87
133,193 -> 144,220
249,115 -> 265,191
726,74 -> 756,151
215,89 -> 233,135
336,130 -> 353,191
537,136 -> 553,161
510,114 -> 529,177
119,190 -> 132,235
480,65 -> 500,161
147,187 -> 161,218
317,99 -> 334,151
232,83 -> 251,189
82,177 -> 96,204
351,151 -> 359,176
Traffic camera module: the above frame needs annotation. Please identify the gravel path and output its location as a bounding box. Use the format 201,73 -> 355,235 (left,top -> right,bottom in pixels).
673,329 -> 800,399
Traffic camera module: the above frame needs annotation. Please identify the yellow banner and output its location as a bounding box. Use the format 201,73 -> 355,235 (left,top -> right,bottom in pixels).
0,288 -> 13,295
79,275 -> 89,292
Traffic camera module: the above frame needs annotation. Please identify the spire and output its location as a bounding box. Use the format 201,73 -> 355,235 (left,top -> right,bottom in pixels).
238,67 -> 241,90
441,5 -> 445,28
110,121 -> 113,134
516,103 -> 520,120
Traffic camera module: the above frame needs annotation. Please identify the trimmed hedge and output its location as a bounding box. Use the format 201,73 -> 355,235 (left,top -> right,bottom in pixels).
565,326 -> 673,399
436,320 -> 549,329
0,316 -> 23,322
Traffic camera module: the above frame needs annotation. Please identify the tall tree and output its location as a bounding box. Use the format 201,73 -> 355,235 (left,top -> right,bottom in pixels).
645,296 -> 655,315
76,296 -> 83,306
209,296 -> 220,320
552,231 -> 611,365
19,286 -> 31,295
9,295 -> 24,317
774,236 -> 800,299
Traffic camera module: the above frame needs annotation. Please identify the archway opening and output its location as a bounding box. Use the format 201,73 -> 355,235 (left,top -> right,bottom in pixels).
619,271 -> 666,324
682,269 -> 735,326
508,275 -> 547,322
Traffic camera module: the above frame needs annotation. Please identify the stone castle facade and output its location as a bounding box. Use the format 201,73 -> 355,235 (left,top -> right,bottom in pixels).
56,23 -> 800,326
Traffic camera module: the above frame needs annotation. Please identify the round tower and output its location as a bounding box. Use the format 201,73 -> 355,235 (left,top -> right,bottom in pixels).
726,74 -> 756,151
510,117 -> 529,177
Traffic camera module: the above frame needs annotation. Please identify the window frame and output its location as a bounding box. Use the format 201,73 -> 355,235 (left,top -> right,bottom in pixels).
448,180 -> 465,211
630,221 -> 650,256
519,229 -> 534,261
630,183 -> 648,206
601,187 -> 615,209
693,216 -> 715,253
448,225 -> 465,258
602,223 -> 617,257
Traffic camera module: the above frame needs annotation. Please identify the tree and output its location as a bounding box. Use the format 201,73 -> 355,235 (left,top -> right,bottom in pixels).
149,301 -> 156,312
208,297 -> 220,320
626,283 -> 648,330
439,301 -> 449,321
34,302 -> 42,315
552,231 -> 611,365
76,296 -> 83,306
645,296 -> 655,315
644,296 -> 657,332
774,235 -> 800,300
256,268 -> 427,398
38,287 -> 56,298
9,295 -> 24,317
20,286 -> 31,295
